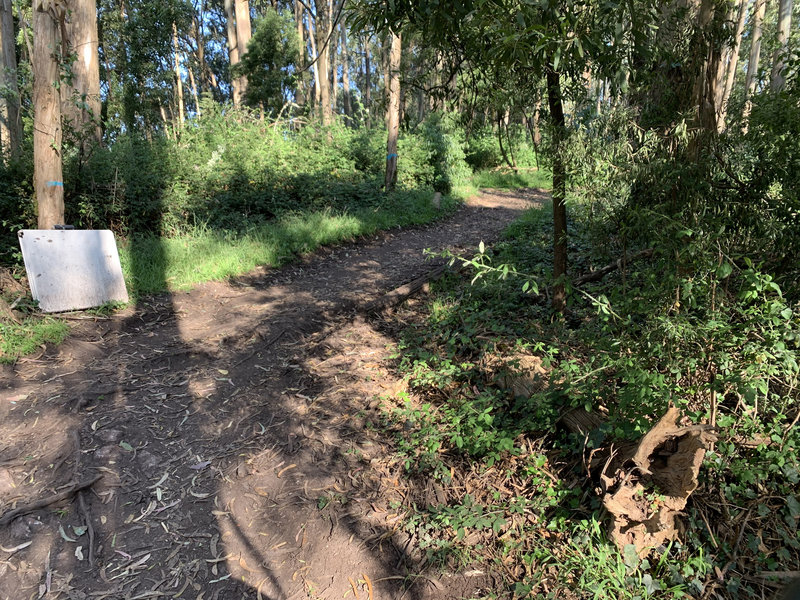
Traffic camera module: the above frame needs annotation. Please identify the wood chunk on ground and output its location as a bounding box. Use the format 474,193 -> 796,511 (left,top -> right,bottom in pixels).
599,406 -> 716,556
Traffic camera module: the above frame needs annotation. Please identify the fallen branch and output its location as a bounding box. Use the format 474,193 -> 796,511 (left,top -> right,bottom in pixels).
572,248 -> 654,287
362,263 -> 457,313
232,327 -> 287,367
0,475 -> 103,526
77,491 -> 96,565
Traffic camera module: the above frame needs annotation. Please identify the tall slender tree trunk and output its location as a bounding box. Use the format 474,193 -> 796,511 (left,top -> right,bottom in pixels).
191,14 -> 207,92
718,0 -> 748,131
382,36 -> 390,126
384,30 -> 401,190
341,24 -> 351,120
159,105 -> 172,140
329,0 -> 338,111
61,0 -> 101,144
188,64 -> 200,116
742,0 -> 767,129
17,0 -> 32,63
308,15 -> 320,107
364,37 -> 371,127
689,0 -> 724,153
770,0 -> 793,91
172,22 -> 185,127
33,2 -> 64,229
234,0 -> 251,98
546,67 -> 567,312
0,0 -> 21,159
224,0 -> 241,105
294,1 -> 306,107
315,0 -> 331,124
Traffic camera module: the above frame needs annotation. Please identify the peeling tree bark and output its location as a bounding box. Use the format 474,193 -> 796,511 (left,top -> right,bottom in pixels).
0,0 -> 21,159
742,0 -> 767,129
61,0 -> 101,145
224,0 -> 241,106
384,30 -> 401,190
600,407 -> 717,556
770,0 -> 793,92
33,2 -> 64,229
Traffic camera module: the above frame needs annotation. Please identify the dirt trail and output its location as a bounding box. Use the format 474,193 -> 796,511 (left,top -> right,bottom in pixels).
0,189 -> 545,600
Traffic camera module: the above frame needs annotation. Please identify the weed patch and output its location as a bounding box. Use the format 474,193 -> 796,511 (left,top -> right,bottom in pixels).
0,318 -> 70,363
379,188 -> 800,598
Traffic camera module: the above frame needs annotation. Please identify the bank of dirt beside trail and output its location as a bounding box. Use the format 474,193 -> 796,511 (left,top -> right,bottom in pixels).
0,189 -> 545,600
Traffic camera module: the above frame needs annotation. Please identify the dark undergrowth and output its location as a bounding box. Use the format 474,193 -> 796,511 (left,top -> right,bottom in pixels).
378,95 -> 800,599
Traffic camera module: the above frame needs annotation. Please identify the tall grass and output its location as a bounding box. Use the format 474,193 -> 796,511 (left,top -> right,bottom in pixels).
120,189 -> 458,296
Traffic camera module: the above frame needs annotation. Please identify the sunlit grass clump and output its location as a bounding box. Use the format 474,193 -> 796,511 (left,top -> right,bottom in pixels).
0,318 -> 70,363
120,189 -> 459,296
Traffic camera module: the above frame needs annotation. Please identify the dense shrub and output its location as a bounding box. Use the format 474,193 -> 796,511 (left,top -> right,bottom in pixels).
0,109 -> 481,262
465,123 -> 541,171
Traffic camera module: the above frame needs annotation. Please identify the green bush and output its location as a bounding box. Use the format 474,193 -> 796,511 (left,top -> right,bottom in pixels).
1,109 -> 478,264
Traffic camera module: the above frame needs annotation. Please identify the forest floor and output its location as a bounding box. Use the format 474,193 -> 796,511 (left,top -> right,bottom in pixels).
0,188 -> 546,600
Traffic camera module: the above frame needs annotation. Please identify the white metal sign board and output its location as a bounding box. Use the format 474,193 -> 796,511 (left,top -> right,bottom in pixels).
18,229 -> 129,313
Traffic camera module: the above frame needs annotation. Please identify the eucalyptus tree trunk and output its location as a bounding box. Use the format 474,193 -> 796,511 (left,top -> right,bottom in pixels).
160,105 -> 172,140
61,0 -> 101,144
718,0 -> 748,131
382,36 -> 390,127
742,0 -> 767,129
384,30 -> 401,190
224,0 -> 241,105
188,64 -> 200,116
0,0 -> 21,159
234,0 -> 251,98
329,0 -> 338,111
33,1 -> 64,229
314,0 -> 331,124
364,36 -> 371,127
172,22 -> 185,127
770,0 -> 793,91
294,1 -> 305,107
191,12 -> 214,94
308,14 -> 320,107
341,24 -> 351,119
546,67 -> 567,313
695,0 -> 723,134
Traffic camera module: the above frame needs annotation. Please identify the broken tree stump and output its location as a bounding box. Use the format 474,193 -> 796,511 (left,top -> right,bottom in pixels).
598,406 -> 716,556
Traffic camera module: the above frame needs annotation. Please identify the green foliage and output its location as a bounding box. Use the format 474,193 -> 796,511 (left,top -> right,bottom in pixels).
470,168 -> 551,190
0,318 -> 70,363
382,91 -> 800,597
236,9 -> 300,112
417,113 -> 473,193
0,109 -> 477,266
465,124 -> 541,171
120,189 -> 458,296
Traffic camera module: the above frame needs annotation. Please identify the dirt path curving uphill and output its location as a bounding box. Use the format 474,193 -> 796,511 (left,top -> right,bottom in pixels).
0,188 -> 545,600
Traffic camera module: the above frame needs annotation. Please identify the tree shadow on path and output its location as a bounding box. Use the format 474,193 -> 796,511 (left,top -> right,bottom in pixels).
0,188 -> 545,600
